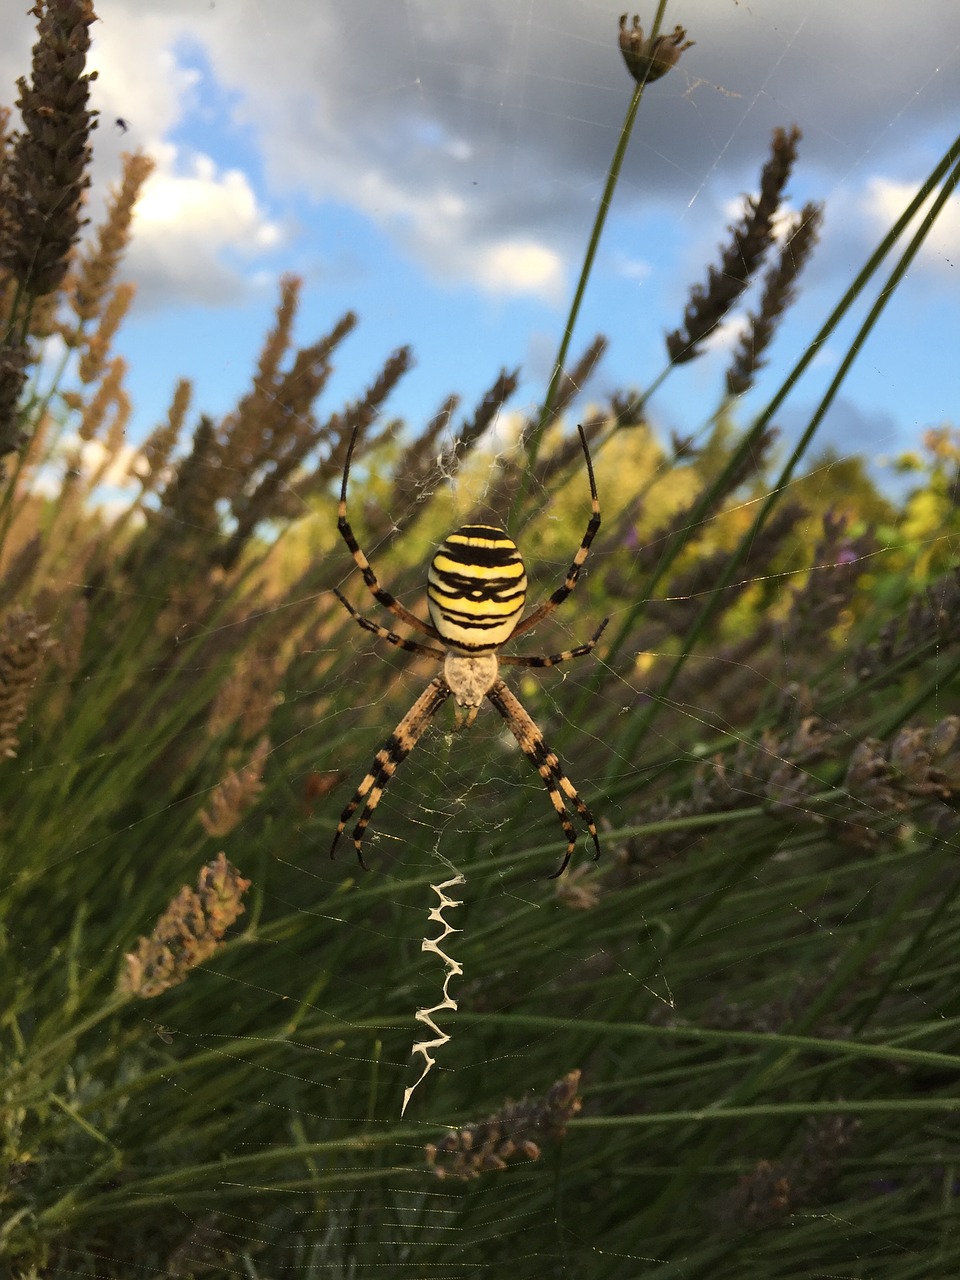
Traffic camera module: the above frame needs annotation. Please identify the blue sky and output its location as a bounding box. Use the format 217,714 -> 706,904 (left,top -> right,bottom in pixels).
3,0 -> 959,479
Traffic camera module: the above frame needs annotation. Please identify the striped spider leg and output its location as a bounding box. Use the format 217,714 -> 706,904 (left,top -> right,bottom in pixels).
330,674 -> 450,870
507,424 -> 601,640
330,425 -> 606,876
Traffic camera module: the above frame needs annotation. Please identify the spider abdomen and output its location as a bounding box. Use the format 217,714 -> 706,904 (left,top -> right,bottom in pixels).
427,524 -> 527,651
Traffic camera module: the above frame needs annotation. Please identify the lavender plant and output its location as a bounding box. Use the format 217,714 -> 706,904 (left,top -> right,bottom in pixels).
2,5 -> 960,1277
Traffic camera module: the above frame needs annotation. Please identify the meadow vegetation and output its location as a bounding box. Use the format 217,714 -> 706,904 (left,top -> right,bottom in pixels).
2,3 -> 960,1276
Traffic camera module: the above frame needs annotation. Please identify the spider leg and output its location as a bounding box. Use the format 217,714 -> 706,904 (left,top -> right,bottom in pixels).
509,425 -> 601,640
334,589 -> 446,660
338,426 -> 441,640
331,676 -> 451,869
486,678 -> 600,878
500,617 -> 609,669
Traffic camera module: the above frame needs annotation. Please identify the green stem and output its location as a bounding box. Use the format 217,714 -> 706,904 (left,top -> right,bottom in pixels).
510,0 -> 671,528
610,131 -> 960,771
603,127 -> 960,675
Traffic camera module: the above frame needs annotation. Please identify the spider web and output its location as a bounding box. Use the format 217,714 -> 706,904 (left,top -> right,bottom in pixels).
3,0 -> 960,1276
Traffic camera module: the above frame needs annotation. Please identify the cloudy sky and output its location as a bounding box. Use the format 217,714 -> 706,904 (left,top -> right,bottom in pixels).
3,0 -> 958,472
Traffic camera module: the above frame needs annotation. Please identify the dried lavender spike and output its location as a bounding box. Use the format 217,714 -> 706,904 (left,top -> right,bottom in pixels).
0,341 -> 30,459
726,201 -> 824,396
666,126 -> 803,365
619,15 -> 694,85
0,0 -> 98,298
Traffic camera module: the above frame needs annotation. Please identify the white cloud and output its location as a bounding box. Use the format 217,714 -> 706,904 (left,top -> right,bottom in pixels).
706,314 -> 747,355
342,165 -> 562,299
78,438 -> 141,489
861,177 -> 960,275
474,240 -> 565,301
11,0 -> 955,313
179,0 -> 960,305
613,252 -> 652,284
28,434 -> 145,509
124,144 -> 285,308
87,11 -> 200,144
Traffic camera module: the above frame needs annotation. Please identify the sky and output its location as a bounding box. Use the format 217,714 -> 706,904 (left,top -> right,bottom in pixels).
2,0 -> 959,479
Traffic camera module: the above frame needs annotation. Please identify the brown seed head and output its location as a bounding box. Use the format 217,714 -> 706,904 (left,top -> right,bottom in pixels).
138,378 -> 192,492
72,150 -> 154,326
118,852 -> 252,998
0,342 -> 30,459
78,282 -> 135,385
0,0 -> 98,297
619,15 -> 693,84
666,125 -> 803,364
726,200 -> 824,396
199,737 -> 270,837
0,608 -> 54,758
425,1069 -> 582,1180
77,352 -> 126,442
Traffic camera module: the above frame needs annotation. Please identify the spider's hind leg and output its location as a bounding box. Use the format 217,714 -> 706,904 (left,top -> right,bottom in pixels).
331,676 -> 451,868
486,678 -> 600,878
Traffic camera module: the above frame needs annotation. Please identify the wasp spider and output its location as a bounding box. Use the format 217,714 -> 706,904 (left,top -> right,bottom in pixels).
330,425 -> 607,878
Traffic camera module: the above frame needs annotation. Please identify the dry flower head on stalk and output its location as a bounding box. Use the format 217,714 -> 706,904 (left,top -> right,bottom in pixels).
717,1116 -> 860,1230
137,377 -> 192,493
554,862 -> 602,911
0,608 -> 54,758
206,647 -> 285,743
70,150 -> 155,332
118,852 -> 251,999
0,343 -> 30,457
199,736 -> 270,837
666,125 -> 803,365
619,15 -> 694,84
77,282 -> 135,387
0,0 -> 98,300
0,2 -> 138,466
725,199 -> 824,397
629,707 -> 960,870
839,715 -> 960,846
426,1070 -> 583,1180
855,566 -> 960,682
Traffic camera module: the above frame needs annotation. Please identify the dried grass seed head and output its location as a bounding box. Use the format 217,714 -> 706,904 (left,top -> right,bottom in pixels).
139,378 -> 192,492
118,852 -> 251,999
619,15 -> 694,84
0,0 -> 98,297
77,279 -> 136,385
0,608 -> 54,758
666,125 -> 803,364
199,736 -> 270,837
71,150 -> 154,326
726,200 -> 824,397
426,1070 -> 582,1180
0,342 -> 30,459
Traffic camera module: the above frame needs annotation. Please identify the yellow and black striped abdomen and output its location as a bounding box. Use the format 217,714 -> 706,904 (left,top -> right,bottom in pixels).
427,524 -> 527,651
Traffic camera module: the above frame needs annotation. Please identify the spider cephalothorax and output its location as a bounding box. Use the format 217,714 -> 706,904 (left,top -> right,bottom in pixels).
329,426 -> 606,878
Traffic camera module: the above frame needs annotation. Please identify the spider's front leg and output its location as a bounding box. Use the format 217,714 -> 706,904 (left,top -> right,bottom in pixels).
336,425 -> 441,641
331,676 -> 451,868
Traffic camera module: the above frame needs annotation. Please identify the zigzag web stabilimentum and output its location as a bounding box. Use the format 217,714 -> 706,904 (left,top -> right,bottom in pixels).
401,872 -> 466,1116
